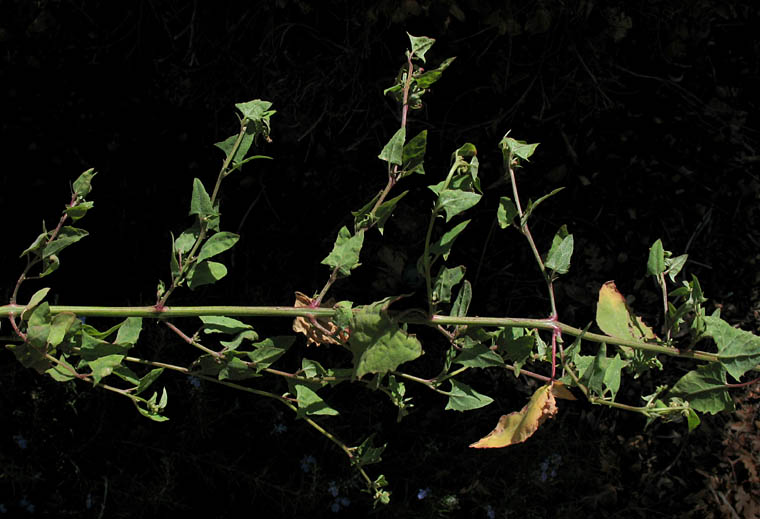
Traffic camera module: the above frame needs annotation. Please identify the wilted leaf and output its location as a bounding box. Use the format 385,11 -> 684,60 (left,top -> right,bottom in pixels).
469,384 -> 558,448
292,292 -> 342,346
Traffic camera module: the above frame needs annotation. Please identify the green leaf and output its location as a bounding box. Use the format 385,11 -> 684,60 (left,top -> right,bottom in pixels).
521,188 -> 564,227
450,280 -> 472,318
604,354 -> 627,400
189,178 -> 214,217
430,220 -> 470,261
26,302 -> 51,349
21,227 -> 50,258
220,330 -> 258,351
293,383 -> 339,417
21,287 -> 51,320
497,197 -> 519,229
373,191 -> 408,235
174,223 -> 201,254
134,368 -> 164,396
704,315 -> 760,381
215,131 -> 253,167
42,226 -> 88,258
246,336 -> 293,372
235,99 -> 276,140
433,265 -> 466,304
88,354 -> 124,385
66,201 -> 94,221
352,194 -> 379,232
348,298 -> 422,379
546,233 -> 574,275
445,379 -> 494,411
72,168 -> 96,198
401,130 -> 427,177
197,232 -> 239,263
496,328 -> 534,375
116,317 -> 142,346
435,189 -> 481,222
499,134 -> 540,164
38,255 -> 60,278
321,226 -> 364,277
666,254 -> 688,282
187,261 -> 228,289
667,363 -> 734,414
48,312 -> 78,348
378,128 -> 406,166
452,342 -> 504,368
7,342 -> 50,373
78,332 -> 129,361
138,389 -> 169,422
200,316 -> 253,334
407,33 -> 435,62
647,239 -> 666,276
218,355 -> 256,381
414,57 -> 456,88
46,355 -> 78,382
352,435 -> 386,467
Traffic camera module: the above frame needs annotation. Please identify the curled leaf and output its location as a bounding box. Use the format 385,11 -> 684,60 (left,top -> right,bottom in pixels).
292,292 -> 342,346
469,384 -> 558,448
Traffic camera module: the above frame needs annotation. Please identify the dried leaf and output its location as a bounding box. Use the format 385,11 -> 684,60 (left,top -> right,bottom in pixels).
292,292 -> 341,346
551,381 -> 577,401
469,384 -> 558,448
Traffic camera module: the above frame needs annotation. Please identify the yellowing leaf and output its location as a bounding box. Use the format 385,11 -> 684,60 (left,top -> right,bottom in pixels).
596,281 -> 657,342
469,384 -> 558,448
292,292 -> 342,346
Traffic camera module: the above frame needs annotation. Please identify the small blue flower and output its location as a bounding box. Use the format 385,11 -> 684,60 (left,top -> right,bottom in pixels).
271,423 -> 287,435
188,376 -> 201,389
330,502 -> 341,513
13,435 -> 27,450
19,497 -> 34,514
417,487 -> 431,500
327,481 -> 339,497
300,454 -> 317,473
486,504 -> 496,519
339,497 -> 350,507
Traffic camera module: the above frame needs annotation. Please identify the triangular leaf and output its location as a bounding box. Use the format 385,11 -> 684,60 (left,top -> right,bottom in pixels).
445,379 -> 494,411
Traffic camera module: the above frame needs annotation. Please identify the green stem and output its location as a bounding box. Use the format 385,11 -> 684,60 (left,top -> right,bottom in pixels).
0,304 -> 723,364
158,120 -> 250,308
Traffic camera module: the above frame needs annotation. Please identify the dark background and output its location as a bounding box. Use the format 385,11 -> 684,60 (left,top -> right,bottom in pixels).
1,1 -> 759,517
